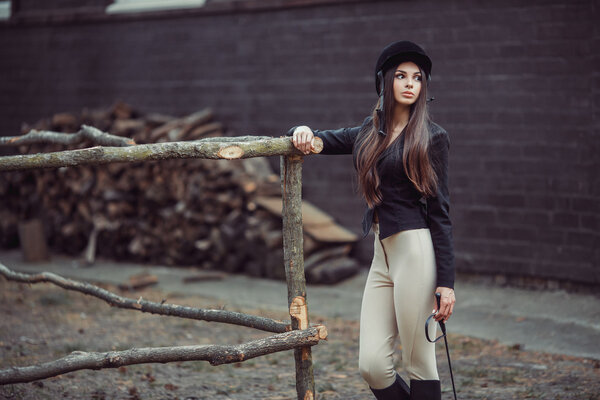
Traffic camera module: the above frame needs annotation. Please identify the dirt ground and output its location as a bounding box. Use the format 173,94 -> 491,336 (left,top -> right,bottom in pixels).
1,278 -> 599,400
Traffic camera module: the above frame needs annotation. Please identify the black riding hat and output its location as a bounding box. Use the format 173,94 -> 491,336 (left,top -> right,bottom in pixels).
374,41 -> 432,136
375,40 -> 432,95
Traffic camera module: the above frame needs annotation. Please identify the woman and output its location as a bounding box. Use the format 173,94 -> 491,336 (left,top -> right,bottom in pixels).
288,41 -> 455,400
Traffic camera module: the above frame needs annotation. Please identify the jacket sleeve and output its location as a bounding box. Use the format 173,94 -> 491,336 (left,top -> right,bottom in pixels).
426,127 -> 455,289
286,116 -> 372,155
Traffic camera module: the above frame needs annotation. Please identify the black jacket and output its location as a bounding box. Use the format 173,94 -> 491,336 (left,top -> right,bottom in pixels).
286,116 -> 454,289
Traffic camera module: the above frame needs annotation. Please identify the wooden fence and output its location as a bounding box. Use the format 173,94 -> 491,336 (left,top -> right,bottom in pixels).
0,128 -> 326,400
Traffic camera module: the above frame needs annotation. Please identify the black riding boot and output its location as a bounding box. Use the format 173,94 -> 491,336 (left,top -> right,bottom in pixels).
370,373 -> 410,400
409,380 -> 441,400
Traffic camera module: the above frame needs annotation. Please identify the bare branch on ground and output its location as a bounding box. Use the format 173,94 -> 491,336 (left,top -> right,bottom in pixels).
0,263 -> 289,333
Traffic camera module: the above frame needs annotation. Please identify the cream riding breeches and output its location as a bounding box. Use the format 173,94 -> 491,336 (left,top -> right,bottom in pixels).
358,222 -> 439,389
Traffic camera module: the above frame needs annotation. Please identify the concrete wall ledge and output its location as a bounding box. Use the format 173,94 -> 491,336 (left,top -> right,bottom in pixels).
1,0 -> 394,26
106,0 -> 208,15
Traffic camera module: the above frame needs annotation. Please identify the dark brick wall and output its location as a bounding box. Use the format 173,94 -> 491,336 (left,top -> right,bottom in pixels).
592,0 -> 600,286
1,0 -> 598,285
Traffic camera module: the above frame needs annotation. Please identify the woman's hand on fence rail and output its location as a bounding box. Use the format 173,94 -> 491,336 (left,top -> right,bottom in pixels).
291,126 -> 316,155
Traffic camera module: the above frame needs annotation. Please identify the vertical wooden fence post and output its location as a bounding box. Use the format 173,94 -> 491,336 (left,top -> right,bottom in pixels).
281,154 -> 315,400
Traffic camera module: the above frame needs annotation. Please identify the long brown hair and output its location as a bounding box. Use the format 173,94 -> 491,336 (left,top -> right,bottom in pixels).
353,65 -> 438,208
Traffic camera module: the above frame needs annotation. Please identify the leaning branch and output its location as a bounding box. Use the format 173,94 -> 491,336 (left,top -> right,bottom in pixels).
0,136 -> 323,172
0,263 -> 289,333
0,326 -> 328,385
0,125 -> 135,147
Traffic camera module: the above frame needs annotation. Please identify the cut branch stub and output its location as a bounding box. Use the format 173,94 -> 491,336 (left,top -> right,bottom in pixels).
290,296 -> 309,330
218,145 -> 244,159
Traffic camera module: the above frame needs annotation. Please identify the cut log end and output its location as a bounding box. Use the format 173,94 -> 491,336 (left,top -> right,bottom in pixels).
311,137 -> 323,153
315,324 -> 328,340
218,145 -> 244,159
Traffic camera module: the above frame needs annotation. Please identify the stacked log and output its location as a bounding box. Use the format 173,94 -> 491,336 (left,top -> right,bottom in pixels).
251,196 -> 360,284
0,102 -> 360,283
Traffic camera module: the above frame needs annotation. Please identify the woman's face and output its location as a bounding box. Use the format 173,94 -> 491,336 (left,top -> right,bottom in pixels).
392,61 -> 423,107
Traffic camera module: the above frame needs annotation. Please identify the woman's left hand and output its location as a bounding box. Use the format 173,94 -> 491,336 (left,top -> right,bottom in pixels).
433,287 -> 455,323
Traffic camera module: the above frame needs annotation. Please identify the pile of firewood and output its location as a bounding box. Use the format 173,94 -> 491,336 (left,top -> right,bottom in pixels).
0,102 -> 360,284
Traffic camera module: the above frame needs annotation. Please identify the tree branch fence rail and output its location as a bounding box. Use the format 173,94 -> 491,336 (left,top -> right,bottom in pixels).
0,128 -> 325,400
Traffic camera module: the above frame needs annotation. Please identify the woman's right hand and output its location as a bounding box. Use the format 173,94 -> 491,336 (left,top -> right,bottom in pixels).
291,126 -> 316,155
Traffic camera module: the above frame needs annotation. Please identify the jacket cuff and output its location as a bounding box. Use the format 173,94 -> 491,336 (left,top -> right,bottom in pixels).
435,279 -> 454,290
286,126 -> 298,136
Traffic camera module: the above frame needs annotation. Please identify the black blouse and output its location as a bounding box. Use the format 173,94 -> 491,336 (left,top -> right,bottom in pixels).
286,116 -> 454,289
